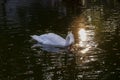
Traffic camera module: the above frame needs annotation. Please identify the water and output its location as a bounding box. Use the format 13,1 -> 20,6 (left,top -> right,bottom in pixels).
0,0 -> 120,80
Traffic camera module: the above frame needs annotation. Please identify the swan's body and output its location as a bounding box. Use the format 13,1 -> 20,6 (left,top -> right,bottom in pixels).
31,32 -> 74,48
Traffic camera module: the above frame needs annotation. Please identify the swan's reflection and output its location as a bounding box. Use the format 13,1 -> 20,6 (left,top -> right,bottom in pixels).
31,43 -> 68,53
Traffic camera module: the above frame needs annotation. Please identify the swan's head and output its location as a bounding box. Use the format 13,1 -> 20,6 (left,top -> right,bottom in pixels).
65,31 -> 74,47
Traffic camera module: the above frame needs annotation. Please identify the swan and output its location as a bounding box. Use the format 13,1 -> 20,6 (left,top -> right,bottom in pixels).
31,32 -> 74,48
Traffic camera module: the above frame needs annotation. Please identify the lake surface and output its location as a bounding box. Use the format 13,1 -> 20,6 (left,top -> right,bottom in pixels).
0,0 -> 120,80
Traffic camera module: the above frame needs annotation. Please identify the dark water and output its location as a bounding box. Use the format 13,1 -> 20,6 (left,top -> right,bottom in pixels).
0,0 -> 120,80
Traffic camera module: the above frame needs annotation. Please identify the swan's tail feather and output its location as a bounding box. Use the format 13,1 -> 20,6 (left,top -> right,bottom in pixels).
31,35 -> 37,39
31,35 -> 40,42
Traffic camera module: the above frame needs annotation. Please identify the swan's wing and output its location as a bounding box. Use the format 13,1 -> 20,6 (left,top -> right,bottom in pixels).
40,33 -> 66,46
47,33 -> 66,43
31,33 -> 66,46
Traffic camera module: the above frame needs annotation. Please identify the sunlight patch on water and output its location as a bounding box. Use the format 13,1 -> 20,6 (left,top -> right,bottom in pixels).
77,27 -> 96,54
80,46 -> 91,54
71,14 -> 99,65
78,28 -> 87,42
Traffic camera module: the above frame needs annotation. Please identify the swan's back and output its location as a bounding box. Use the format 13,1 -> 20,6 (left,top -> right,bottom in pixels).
31,33 -> 66,47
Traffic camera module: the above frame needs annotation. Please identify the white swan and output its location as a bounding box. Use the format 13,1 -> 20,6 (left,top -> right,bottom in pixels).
31,32 -> 74,48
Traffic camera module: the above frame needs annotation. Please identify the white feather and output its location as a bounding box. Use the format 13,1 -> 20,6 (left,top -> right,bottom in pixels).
31,32 -> 74,47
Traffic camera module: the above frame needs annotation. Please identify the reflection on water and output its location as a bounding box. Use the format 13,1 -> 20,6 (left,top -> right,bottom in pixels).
31,43 -> 68,53
79,28 -> 87,42
71,15 -> 98,67
0,0 -> 120,80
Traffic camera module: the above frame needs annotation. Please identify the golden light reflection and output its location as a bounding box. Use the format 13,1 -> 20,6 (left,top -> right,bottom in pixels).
80,46 -> 91,54
70,12 -> 99,65
78,27 -> 96,55
75,26 -> 97,64
78,28 -> 87,41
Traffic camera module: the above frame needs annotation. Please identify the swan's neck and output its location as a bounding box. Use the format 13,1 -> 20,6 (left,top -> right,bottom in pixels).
65,36 -> 70,46
65,33 -> 74,47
